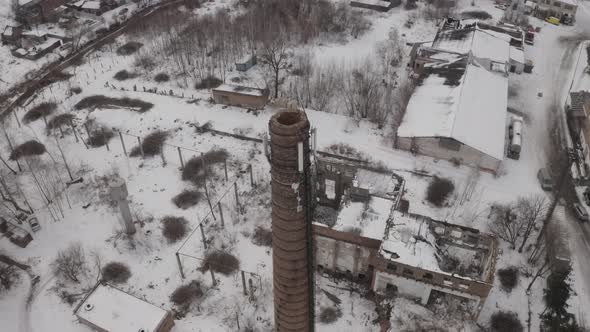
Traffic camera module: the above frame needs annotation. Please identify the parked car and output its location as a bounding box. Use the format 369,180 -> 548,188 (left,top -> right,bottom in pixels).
537,168 -> 554,191
28,217 -> 41,232
573,203 -> 589,222
583,189 -> 590,206
545,16 -> 560,25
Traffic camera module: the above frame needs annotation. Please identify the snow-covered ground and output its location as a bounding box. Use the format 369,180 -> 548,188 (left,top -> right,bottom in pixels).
1,0 -> 589,331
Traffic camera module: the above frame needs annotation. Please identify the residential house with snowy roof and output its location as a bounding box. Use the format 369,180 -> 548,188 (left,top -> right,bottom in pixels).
530,0 -> 578,24
312,160 -> 498,317
212,84 -> 269,110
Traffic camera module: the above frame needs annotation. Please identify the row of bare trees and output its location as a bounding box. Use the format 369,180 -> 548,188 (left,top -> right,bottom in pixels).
287,27 -> 413,128
127,0 -> 371,89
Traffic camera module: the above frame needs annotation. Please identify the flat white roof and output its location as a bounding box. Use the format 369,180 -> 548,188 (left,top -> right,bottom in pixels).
76,283 -> 168,332
398,59 -> 508,160
213,84 -> 266,97
432,27 -> 511,65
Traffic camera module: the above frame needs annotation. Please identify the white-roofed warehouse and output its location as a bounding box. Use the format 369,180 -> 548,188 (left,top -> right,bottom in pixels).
396,55 -> 508,173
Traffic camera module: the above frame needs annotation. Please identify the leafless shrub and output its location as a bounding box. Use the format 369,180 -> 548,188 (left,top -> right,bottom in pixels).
194,121 -> 212,134
70,86 -> 82,95
117,41 -> 143,55
101,262 -> 131,284
47,113 -> 74,130
498,267 -> 519,292
0,264 -> 19,292
195,76 -> 222,90
319,307 -> 342,324
200,251 -> 240,275
51,243 -> 86,283
129,130 -> 168,157
161,216 -> 189,243
133,53 -> 157,71
350,14 -> 371,39
181,149 -> 228,185
170,280 -> 203,307
154,73 -> 170,82
252,227 -> 272,247
75,95 -> 154,113
23,102 -> 57,123
9,141 -> 47,160
172,190 -> 202,209
426,176 -> 454,207
491,311 -> 523,332
87,127 -> 114,147
113,70 -> 137,81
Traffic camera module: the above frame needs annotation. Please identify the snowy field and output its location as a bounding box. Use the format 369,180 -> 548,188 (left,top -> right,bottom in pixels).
1,0 -> 590,331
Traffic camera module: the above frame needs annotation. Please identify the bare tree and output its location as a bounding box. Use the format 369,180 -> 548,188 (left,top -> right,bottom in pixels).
376,27 -> 404,84
516,195 -> 548,252
260,32 -> 291,99
52,243 -> 86,283
341,60 -> 384,121
490,203 -> 520,249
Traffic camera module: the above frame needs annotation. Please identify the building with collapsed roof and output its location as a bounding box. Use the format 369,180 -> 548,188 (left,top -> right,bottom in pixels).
312,158 -> 498,317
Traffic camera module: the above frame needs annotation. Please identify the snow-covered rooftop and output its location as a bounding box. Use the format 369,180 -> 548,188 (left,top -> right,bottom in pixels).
76,283 -> 169,332
331,196 -> 395,240
213,84 -> 266,97
432,26 -> 511,65
398,58 -> 508,160
81,1 -> 101,10
351,0 -> 392,7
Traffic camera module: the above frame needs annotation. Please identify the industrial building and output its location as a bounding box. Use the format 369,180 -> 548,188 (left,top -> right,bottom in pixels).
312,160 -> 498,317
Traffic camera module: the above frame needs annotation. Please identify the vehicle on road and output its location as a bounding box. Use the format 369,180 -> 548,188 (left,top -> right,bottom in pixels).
545,16 -> 560,25
28,217 -> 41,232
584,188 -> 590,206
537,168 -> 554,191
573,203 -> 589,222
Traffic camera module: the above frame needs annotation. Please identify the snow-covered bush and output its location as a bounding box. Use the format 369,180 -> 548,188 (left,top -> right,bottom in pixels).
170,280 -> 203,307
172,190 -> 202,209
102,262 -> 131,284
9,141 -> 47,160
426,176 -> 454,207
319,307 -> 342,324
200,251 -> 240,275
497,267 -> 519,292
161,216 -> 189,243
0,264 -> 19,292
130,130 -> 168,157
490,311 -> 523,332
23,102 -> 57,123
154,73 -> 170,82
252,227 -> 272,247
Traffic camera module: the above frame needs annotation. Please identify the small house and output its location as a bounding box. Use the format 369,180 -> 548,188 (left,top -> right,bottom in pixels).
212,84 -> 269,109
75,283 -> 175,332
531,0 -> 578,23
235,54 -> 257,72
